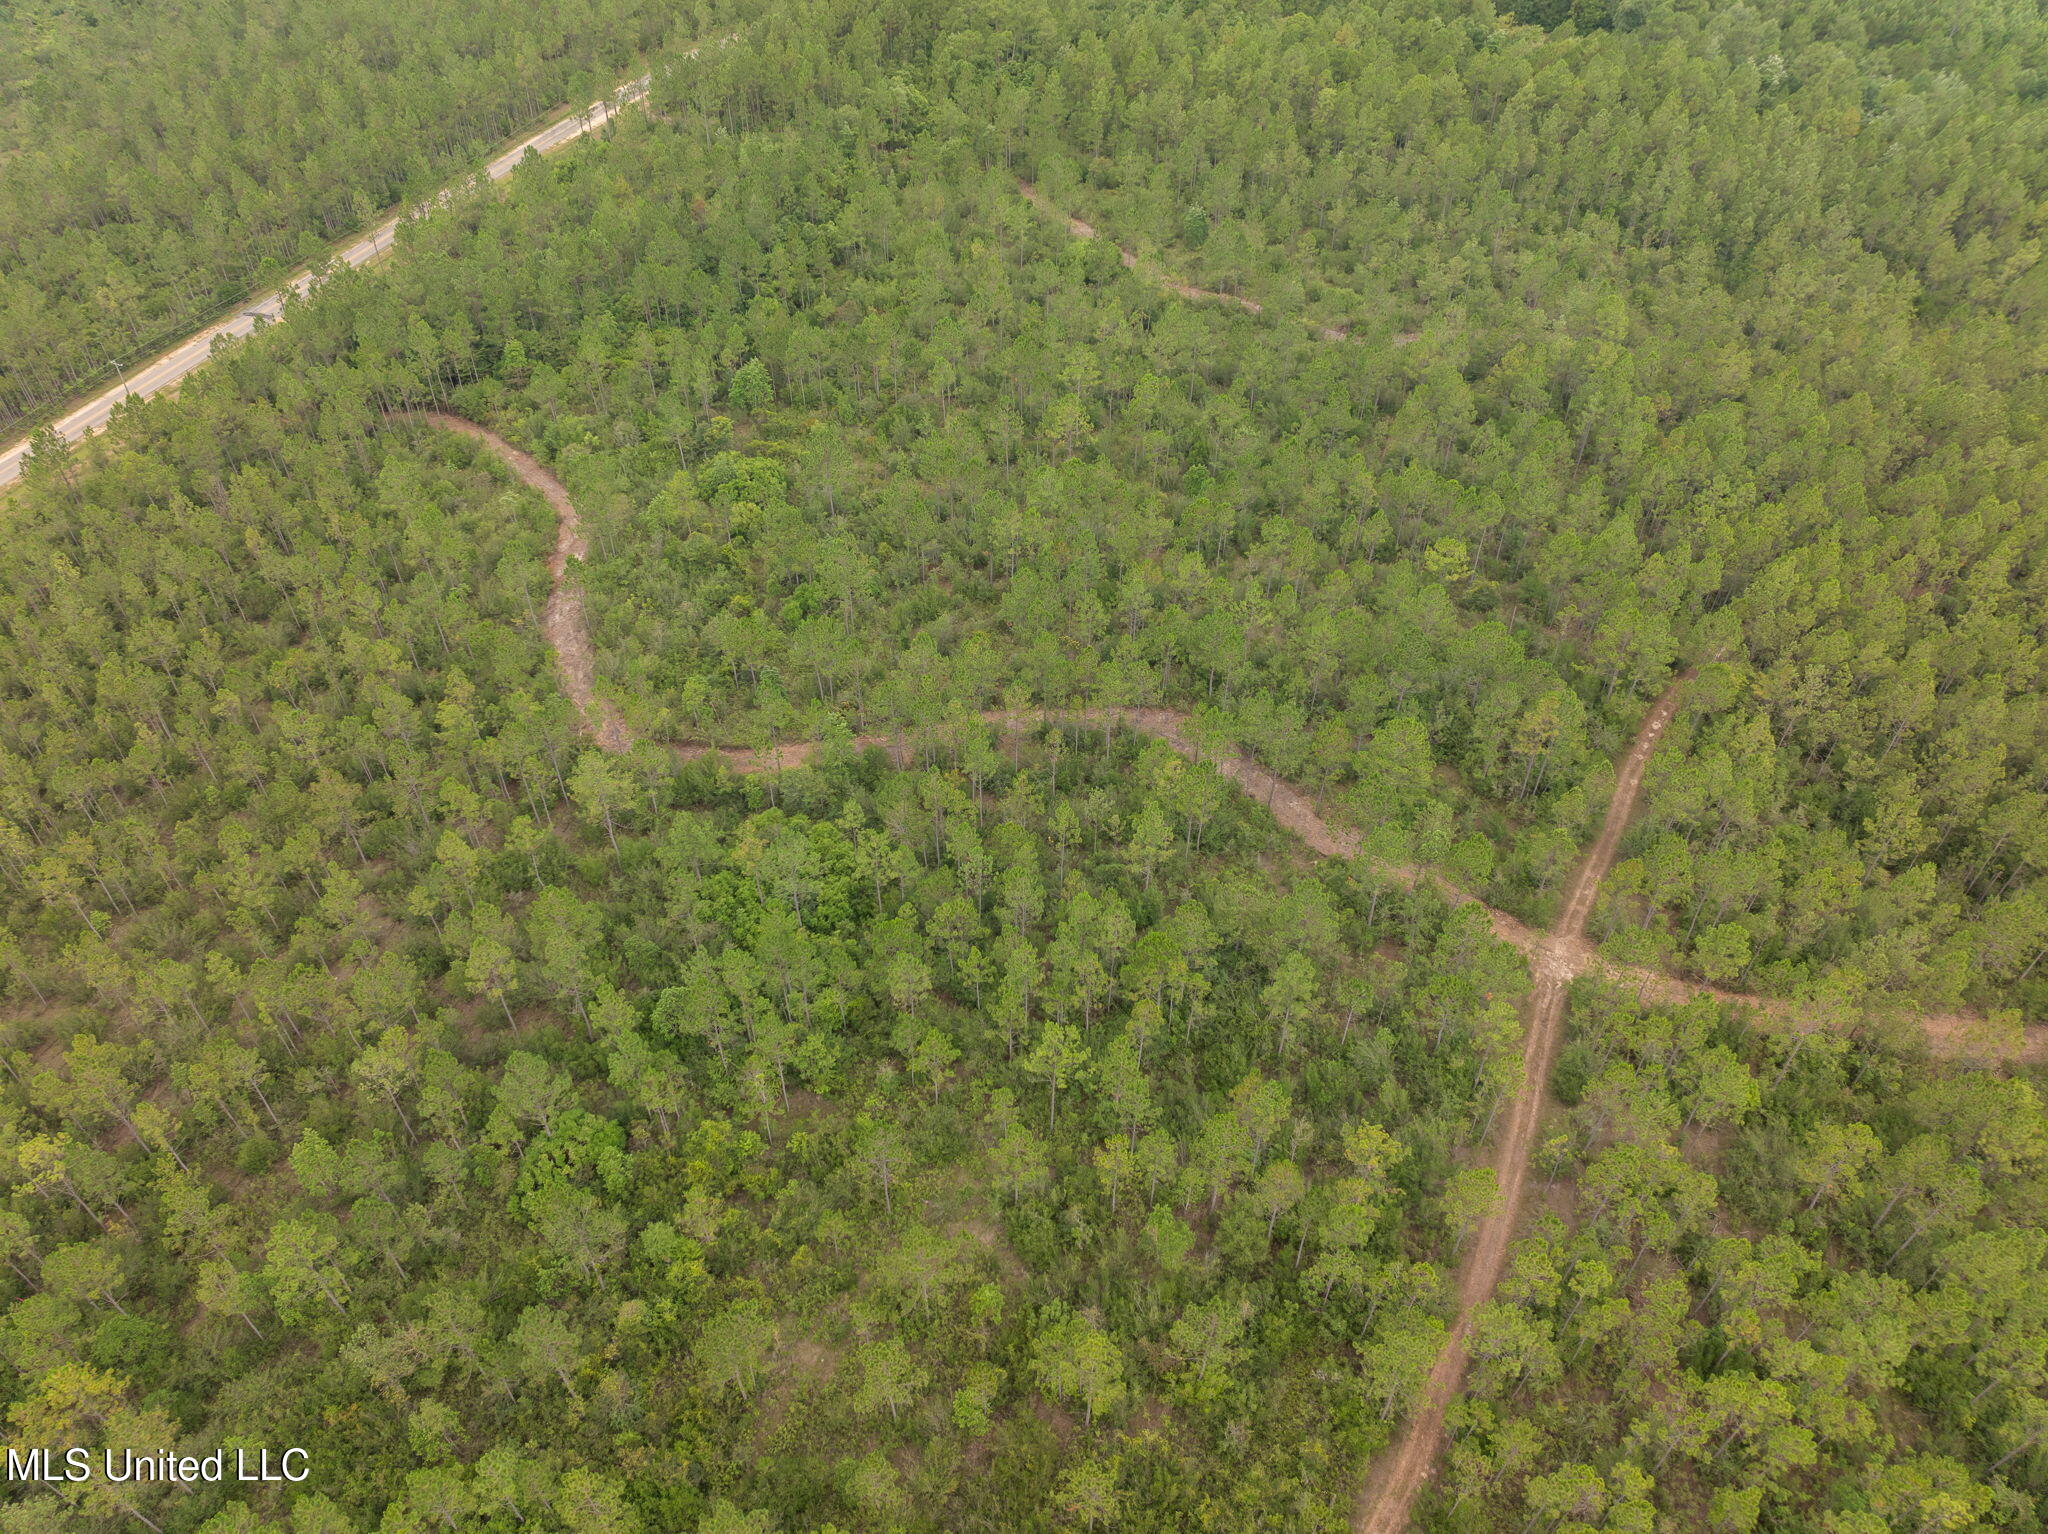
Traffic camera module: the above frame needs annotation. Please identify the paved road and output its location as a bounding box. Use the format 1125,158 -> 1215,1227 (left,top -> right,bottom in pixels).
0,73 -> 652,488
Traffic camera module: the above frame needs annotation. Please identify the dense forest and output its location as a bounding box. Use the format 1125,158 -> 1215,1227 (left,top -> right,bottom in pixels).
393,0 -> 2048,1024
0,0 -> 695,435
3,0 -> 2048,1528
1451,975 -> 2048,1533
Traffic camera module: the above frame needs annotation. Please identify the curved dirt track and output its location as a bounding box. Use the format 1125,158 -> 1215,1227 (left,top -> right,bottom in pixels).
1017,180 -> 1415,346
401,412 -> 630,751
404,410 -> 2048,1072
408,413 -> 2043,1534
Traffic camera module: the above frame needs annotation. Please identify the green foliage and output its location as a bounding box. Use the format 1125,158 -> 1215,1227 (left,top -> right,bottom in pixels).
0,0 -> 681,434
1443,978 -> 2048,1529
7,0 -> 2048,1526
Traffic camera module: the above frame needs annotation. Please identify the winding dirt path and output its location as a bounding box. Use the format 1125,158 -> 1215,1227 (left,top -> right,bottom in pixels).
409,413 -> 2045,1530
401,412 -> 630,751
405,410 -> 2047,1075
1019,180 -> 1266,318
1017,180 -> 1416,345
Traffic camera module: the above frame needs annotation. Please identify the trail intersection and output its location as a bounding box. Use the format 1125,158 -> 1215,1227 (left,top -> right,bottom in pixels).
409,413 -> 2031,1533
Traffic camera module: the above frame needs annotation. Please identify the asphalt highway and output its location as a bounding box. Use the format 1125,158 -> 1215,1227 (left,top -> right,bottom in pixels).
0,74 -> 652,488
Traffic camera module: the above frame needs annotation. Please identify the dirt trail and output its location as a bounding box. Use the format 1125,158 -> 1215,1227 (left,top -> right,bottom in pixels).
415,410 -> 2046,1077
1017,180 -> 1418,345
414,414 -> 2045,1521
400,412 -> 631,752
1019,180 -> 1264,317
1353,683 -> 1680,1534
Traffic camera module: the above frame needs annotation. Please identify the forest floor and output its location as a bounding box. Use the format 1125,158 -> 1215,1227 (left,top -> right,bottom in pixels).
402,410 -> 2044,1534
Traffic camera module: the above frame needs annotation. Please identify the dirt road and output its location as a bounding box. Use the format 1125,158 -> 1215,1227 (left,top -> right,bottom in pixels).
409,411 -> 2043,1077
406,410 -> 2042,1524
1353,683 -> 1682,1533
0,65 -> 669,488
